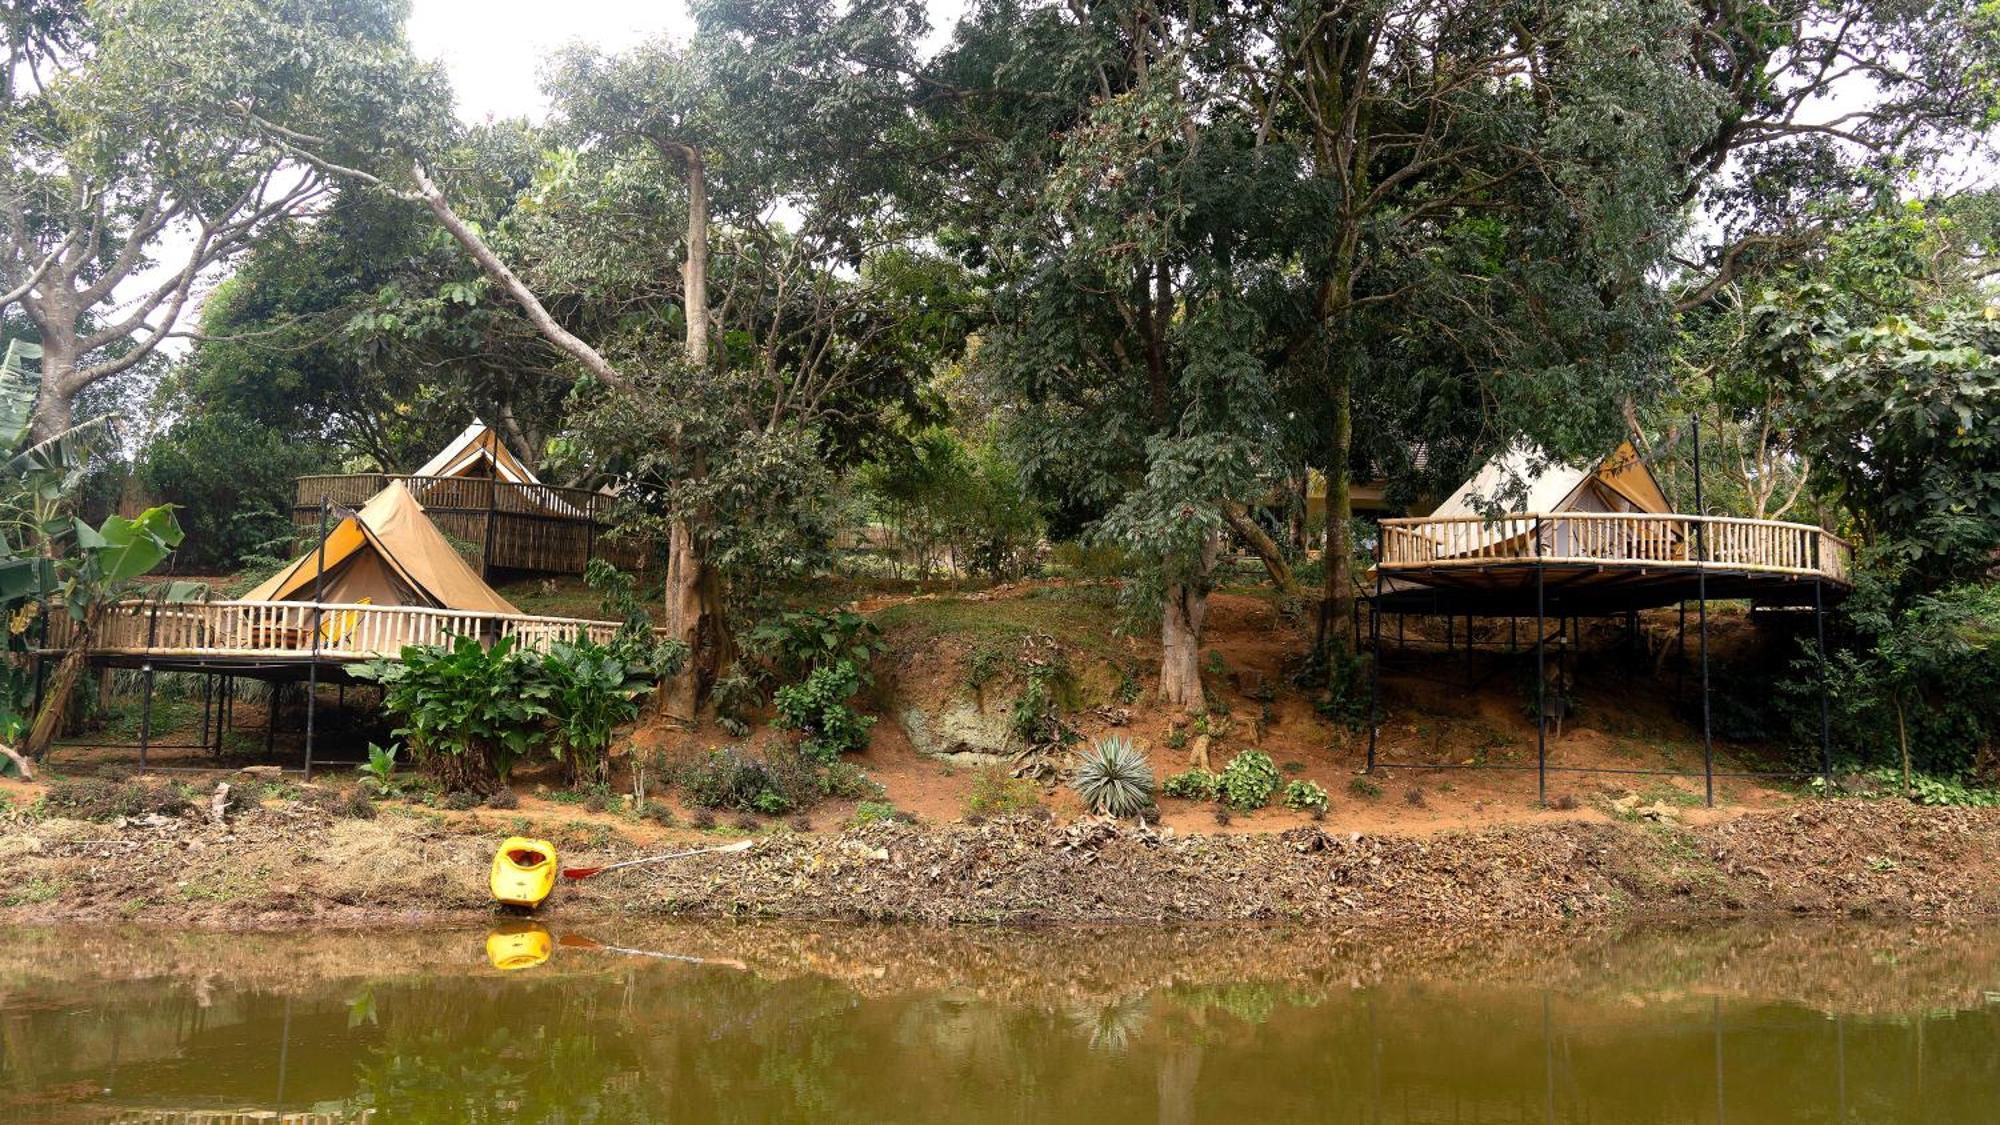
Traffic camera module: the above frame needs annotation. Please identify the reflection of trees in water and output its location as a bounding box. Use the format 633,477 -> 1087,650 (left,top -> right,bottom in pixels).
9,924 -> 2000,1123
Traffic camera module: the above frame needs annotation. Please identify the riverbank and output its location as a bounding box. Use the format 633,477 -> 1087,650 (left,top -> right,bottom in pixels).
2,781 -> 1994,928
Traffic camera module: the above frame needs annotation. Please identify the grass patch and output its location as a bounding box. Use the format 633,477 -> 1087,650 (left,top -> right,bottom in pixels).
4,876 -> 66,907
871,585 -> 1127,665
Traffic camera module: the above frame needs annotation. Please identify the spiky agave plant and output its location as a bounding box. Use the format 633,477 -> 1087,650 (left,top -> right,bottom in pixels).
1071,735 -> 1155,817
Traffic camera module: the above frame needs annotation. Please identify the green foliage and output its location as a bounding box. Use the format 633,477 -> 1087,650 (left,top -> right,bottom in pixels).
849,800 -> 901,827
1160,768 -> 1220,803
1348,777 -> 1383,800
1070,735 -> 1155,817
773,662 -> 875,763
1217,750 -> 1280,811
1865,768 -> 2000,808
353,637 -> 551,793
137,413 -> 327,569
963,765 -> 1039,817
859,426 -> 1043,580
1281,779 -> 1330,814
359,742 -> 401,797
745,609 -> 881,687
669,746 -> 820,815
538,638 -> 656,786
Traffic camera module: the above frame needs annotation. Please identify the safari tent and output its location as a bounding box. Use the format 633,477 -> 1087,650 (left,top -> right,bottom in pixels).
246,480 -> 522,615
1416,440 -> 1672,560
411,420 -> 542,485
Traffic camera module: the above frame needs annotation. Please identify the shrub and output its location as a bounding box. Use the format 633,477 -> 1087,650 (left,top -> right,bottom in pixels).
964,765 -> 1039,816
1281,779 -> 1329,814
537,637 -> 656,787
1348,776 -> 1382,799
850,800 -> 900,827
819,759 -> 886,801
1218,750 -> 1280,810
671,747 -> 782,813
353,636 -> 550,794
744,609 -> 881,687
774,662 -> 876,762
1161,768 -> 1221,802
1071,736 -> 1155,817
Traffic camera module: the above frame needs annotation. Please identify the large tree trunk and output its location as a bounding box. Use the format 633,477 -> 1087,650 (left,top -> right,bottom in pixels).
657,146 -> 724,720
1316,364 -> 1356,658
1159,534 -> 1219,711
682,151 -> 709,364
659,517 -> 731,721
1221,499 -> 1299,598
24,614 -> 92,760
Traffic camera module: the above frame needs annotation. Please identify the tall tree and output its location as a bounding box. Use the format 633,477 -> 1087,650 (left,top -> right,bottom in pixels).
0,0 -> 445,439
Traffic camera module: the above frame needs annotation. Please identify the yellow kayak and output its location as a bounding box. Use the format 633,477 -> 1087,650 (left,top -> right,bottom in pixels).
485,924 -> 552,971
490,836 -> 558,909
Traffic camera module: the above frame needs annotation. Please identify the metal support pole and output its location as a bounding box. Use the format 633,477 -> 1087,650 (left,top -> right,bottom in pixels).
137,600 -> 161,770
265,683 -> 279,756
1816,577 -> 1833,789
1695,413 -> 1714,807
1535,515 -> 1547,806
304,499 -> 330,781
137,664 -> 154,769
199,673 -> 212,749
1365,545 -> 1382,774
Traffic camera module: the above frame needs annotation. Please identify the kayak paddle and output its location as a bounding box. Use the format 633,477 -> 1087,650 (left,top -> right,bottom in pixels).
557,932 -> 748,970
560,838 -> 754,881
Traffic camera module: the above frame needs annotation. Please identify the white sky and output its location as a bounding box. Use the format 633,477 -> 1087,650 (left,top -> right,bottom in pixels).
406,0 -> 963,124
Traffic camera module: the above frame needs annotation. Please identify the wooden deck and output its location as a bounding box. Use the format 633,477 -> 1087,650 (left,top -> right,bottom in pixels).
293,474 -> 647,575
1374,512 -> 1852,613
42,599 -> 638,668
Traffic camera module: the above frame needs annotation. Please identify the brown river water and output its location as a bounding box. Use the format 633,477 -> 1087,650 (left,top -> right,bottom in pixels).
0,920 -> 1996,1122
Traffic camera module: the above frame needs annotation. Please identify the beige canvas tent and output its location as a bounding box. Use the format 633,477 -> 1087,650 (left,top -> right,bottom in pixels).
1416,440 -> 1672,560
412,420 -> 542,484
245,481 -> 522,614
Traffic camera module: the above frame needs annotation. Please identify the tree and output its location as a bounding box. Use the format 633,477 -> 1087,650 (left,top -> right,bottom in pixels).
0,0 -> 446,439
1749,202 -> 2000,588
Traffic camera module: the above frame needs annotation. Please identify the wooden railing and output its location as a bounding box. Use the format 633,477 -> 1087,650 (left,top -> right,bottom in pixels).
43,600 -> 638,662
294,474 -> 614,523
1378,512 -> 1852,584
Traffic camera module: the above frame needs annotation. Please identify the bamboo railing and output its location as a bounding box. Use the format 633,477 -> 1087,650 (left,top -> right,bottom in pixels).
294,474 -> 614,522
1378,512 -> 1852,585
43,600 -> 637,662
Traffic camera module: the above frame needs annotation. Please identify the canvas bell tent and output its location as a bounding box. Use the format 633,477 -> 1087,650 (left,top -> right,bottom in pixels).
1415,441 -> 1672,561
250,481 -> 522,614
411,420 -> 542,485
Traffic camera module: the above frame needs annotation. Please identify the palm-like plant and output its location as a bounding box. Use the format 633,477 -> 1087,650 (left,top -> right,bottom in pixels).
1071,735 -> 1156,817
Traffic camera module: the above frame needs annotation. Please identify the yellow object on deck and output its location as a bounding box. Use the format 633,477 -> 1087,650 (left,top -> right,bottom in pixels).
485,924 -> 552,971
490,836 -> 558,909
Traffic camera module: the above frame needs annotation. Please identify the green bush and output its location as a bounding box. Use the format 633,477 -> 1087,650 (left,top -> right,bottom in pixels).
1070,735 -> 1155,817
744,609 -> 881,687
354,636 -> 550,793
1867,768 -> 2000,807
773,661 -> 876,762
537,637 -> 656,786
1161,768 -> 1220,802
964,764 -> 1039,816
1282,779 -> 1329,814
1218,750 -> 1280,810
850,799 -> 902,827
671,747 -> 792,813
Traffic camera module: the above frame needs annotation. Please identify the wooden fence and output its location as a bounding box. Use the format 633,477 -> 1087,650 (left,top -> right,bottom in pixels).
292,474 -> 648,574
43,600 -> 634,663
1378,512 -> 1852,585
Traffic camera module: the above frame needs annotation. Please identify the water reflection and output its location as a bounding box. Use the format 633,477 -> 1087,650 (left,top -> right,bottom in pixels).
0,921 -> 1995,1122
